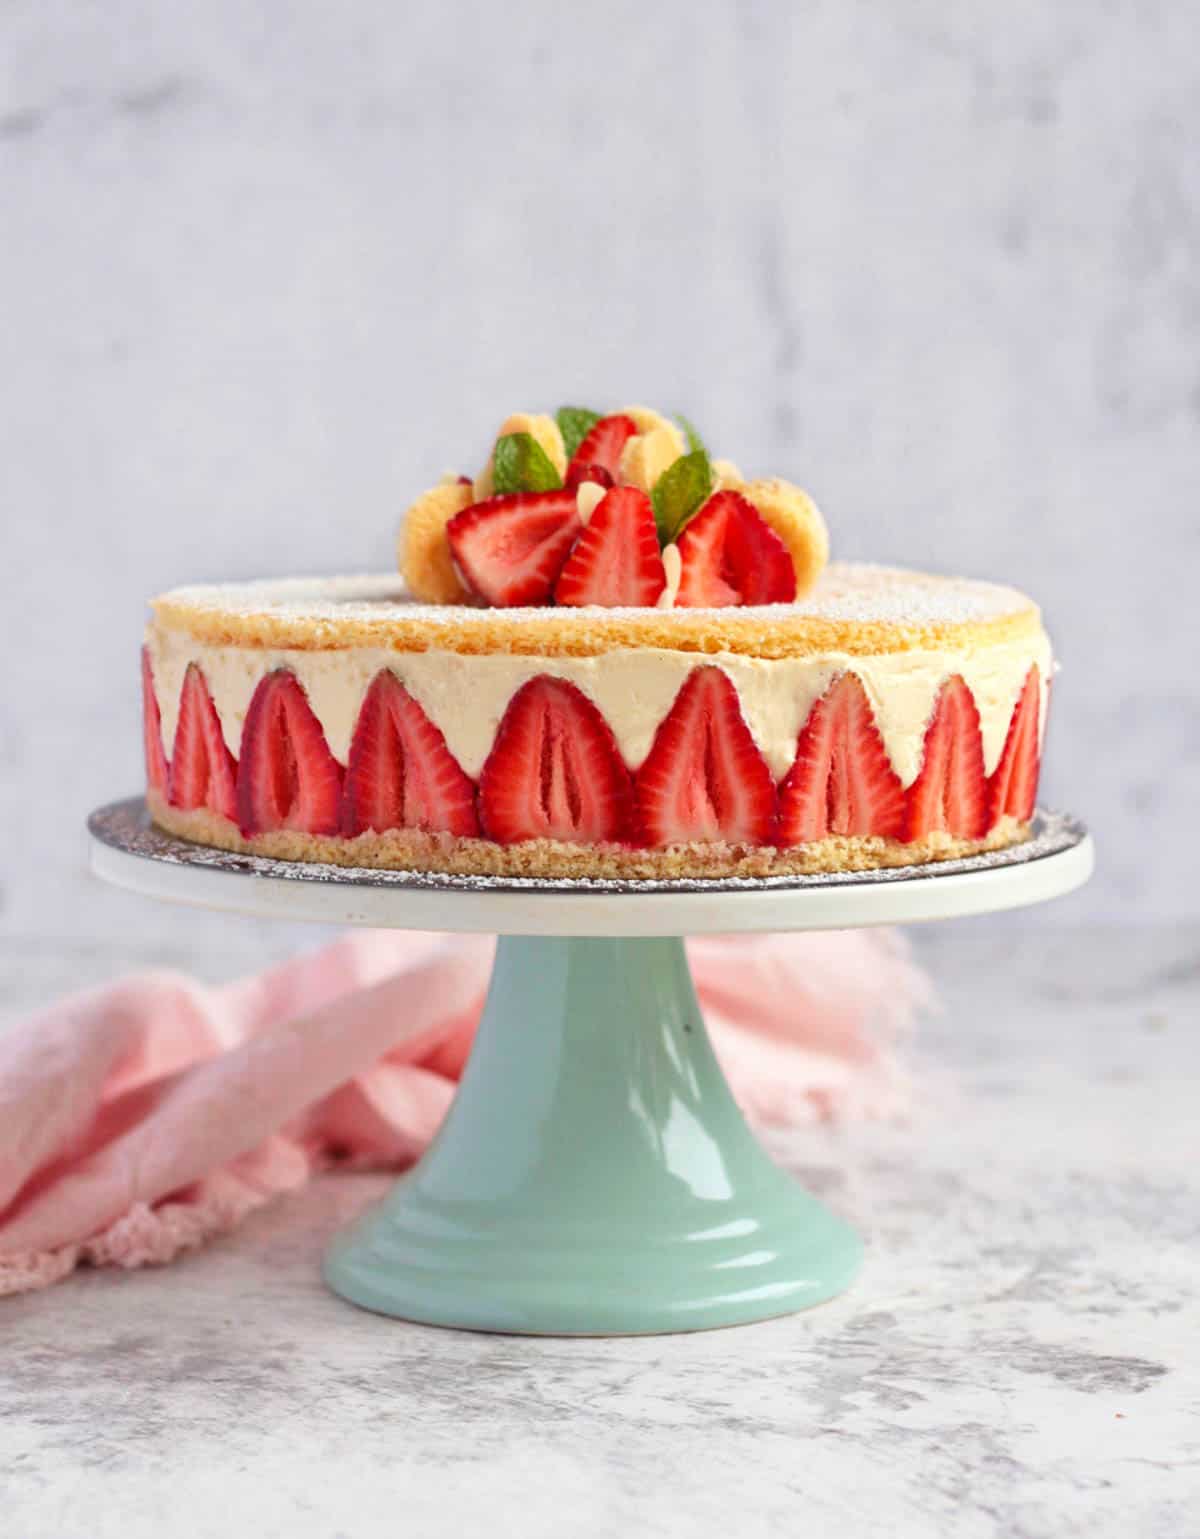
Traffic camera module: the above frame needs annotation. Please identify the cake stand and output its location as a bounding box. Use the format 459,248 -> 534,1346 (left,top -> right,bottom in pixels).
88,799 -> 1092,1336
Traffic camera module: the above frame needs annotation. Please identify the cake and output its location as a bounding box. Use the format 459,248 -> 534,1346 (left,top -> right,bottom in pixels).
141,406 -> 1051,880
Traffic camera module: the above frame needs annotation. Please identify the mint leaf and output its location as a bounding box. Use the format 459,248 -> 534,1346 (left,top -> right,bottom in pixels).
676,414 -> 707,456
555,406 -> 602,461
651,450 -> 714,545
493,432 -> 563,495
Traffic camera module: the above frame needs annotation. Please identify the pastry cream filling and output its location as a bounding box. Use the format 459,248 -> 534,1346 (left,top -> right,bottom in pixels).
147,627 -> 1052,787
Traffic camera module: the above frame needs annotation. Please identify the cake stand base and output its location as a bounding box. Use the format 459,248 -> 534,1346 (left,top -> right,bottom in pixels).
88,800 -> 1093,1336
324,935 -> 860,1334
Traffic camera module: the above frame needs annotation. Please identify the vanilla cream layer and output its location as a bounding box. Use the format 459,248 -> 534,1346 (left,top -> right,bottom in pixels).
146,627 -> 1051,787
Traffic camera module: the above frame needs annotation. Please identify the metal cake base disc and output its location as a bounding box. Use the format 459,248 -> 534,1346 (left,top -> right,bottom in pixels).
89,800 -> 1092,1335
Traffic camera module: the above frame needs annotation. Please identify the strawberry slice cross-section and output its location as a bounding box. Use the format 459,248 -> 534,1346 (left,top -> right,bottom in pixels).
553,486 -> 667,608
903,675 -> 987,841
634,666 -> 776,847
141,646 -> 170,796
778,673 -> 905,844
564,462 -> 615,493
168,663 -> 238,821
566,413 -> 638,483
447,490 -> 582,607
341,671 -> 478,838
674,490 -> 797,607
478,676 -> 633,844
237,670 -> 344,837
986,665 -> 1042,830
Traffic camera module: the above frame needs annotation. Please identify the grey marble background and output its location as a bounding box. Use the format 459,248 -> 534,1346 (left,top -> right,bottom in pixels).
3,1 -> 1198,943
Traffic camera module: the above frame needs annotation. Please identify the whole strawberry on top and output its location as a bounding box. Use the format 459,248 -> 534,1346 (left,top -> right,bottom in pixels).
398,405 -> 829,610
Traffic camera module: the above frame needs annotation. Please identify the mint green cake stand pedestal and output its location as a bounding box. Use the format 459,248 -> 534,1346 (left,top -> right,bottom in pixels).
327,932 -> 861,1333
88,800 -> 1093,1337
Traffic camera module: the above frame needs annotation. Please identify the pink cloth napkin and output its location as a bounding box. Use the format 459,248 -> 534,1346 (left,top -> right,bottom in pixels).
0,931 -> 930,1296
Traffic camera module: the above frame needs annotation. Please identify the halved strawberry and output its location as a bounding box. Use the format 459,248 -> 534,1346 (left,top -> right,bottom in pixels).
674,490 -> 797,607
553,487 -> 667,608
635,667 -> 776,846
168,663 -> 238,820
564,461 -> 614,492
478,677 -> 633,844
567,413 -> 638,482
237,671 -> 343,836
446,491 -> 581,607
141,646 -> 169,796
778,673 -> 905,843
341,671 -> 478,837
903,675 -> 987,841
986,666 -> 1041,829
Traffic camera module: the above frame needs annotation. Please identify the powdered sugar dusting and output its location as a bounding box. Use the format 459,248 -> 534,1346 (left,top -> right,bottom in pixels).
155,563 -> 1035,629
791,564 -> 1034,625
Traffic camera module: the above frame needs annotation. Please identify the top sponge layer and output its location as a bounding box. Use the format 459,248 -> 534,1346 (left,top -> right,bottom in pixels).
151,562 -> 1043,659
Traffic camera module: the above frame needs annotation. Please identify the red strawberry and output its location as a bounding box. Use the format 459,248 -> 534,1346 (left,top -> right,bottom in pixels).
141,646 -> 169,796
341,671 -> 478,837
986,666 -> 1041,829
567,413 -> 638,481
674,490 -> 797,607
903,675 -> 987,841
237,671 -> 343,836
635,667 -> 776,846
564,461 -> 614,492
478,677 -> 633,844
447,491 -> 581,607
553,487 -> 667,608
168,663 -> 238,820
778,673 -> 905,843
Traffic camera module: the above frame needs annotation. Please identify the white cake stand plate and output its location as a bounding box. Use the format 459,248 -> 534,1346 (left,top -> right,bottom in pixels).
88,799 -> 1092,1335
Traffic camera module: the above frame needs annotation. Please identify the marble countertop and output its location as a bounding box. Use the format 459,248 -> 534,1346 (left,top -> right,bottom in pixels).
1,923 -> 1196,1538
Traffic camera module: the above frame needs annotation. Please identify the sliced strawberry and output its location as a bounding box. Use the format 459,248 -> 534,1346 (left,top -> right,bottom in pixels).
635,667 -> 776,846
447,491 -> 581,607
237,671 -> 343,836
674,490 -> 797,607
141,646 -> 169,796
903,675 -> 987,841
553,487 -> 667,608
341,671 -> 478,837
986,666 -> 1041,829
567,413 -> 638,482
478,677 -> 633,844
168,663 -> 238,820
564,461 -> 614,492
778,673 -> 905,843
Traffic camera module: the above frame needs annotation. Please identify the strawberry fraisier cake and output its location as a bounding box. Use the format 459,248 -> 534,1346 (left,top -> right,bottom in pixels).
141,405 -> 1051,880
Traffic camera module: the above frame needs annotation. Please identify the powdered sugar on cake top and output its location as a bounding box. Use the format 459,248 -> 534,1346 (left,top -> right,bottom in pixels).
156,563 -> 1035,629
